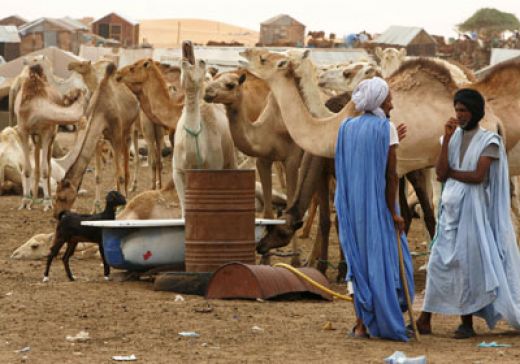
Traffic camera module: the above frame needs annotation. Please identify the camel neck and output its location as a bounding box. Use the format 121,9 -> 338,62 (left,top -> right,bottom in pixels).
267,75 -> 341,159
142,72 -> 182,130
183,89 -> 201,132
82,72 -> 98,93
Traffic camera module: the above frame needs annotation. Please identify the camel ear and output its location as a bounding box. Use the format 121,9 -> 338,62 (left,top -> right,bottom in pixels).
399,48 -> 407,60
276,60 -> 289,69
375,47 -> 383,60
238,73 -> 246,85
87,60 -> 91,66
143,60 -> 151,68
302,50 -> 310,59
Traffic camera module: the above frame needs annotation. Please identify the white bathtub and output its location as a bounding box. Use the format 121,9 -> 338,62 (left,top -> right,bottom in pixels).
82,219 -> 284,270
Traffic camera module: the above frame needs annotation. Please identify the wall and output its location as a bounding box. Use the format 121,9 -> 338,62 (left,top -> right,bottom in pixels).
92,14 -> 138,47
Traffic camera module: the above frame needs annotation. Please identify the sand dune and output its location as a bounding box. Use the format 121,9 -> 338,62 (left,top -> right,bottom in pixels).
139,18 -> 259,48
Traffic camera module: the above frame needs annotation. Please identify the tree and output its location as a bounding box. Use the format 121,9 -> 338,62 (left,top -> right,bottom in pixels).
459,8 -> 520,33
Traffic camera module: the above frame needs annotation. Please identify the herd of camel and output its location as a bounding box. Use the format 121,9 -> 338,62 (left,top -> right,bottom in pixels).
3,41 -> 520,273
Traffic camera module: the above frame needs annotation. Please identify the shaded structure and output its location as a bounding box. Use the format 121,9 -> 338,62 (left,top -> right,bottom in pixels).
18,17 -> 89,55
91,12 -> 139,48
370,25 -> 437,56
259,14 -> 305,47
0,26 -> 21,61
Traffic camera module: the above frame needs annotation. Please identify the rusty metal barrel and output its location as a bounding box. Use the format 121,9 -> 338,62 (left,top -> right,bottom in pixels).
184,169 -> 256,272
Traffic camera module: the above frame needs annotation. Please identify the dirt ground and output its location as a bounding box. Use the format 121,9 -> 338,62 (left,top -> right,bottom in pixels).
1,133 -> 520,363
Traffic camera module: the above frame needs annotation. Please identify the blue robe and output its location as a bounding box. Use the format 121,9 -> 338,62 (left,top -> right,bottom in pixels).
424,128 -> 520,329
335,114 -> 414,341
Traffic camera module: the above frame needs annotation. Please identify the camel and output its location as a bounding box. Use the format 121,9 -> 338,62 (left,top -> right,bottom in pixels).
10,55 -> 87,126
173,56 -> 237,216
243,49 -> 501,264
68,59 -> 141,197
203,70 -> 302,218
53,63 -> 140,217
15,65 -> 86,211
468,60 -> 520,222
375,47 -> 476,85
318,61 -> 381,94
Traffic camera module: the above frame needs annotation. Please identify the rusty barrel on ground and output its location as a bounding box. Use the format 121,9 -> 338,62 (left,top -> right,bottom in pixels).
184,169 -> 256,272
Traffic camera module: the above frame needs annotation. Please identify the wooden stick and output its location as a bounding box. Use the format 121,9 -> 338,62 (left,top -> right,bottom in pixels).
396,229 -> 420,341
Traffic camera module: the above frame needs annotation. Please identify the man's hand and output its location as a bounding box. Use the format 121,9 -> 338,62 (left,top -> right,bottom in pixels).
444,118 -> 458,139
396,123 -> 407,141
393,214 -> 405,234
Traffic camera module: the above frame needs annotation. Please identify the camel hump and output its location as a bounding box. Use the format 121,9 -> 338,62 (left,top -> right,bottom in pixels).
105,63 -> 117,77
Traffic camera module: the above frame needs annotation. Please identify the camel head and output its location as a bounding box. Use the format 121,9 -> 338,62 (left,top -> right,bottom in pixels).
180,59 -> 206,93
68,60 -> 92,75
256,212 -> 304,254
239,48 -> 291,82
116,58 -> 157,89
53,178 -> 78,219
203,71 -> 246,104
375,47 -> 407,78
318,61 -> 382,93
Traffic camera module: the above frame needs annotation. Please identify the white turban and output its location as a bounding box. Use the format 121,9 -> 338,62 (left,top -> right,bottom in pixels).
351,76 -> 389,119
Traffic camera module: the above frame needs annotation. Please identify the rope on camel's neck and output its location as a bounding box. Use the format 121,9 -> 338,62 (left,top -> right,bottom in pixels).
183,122 -> 203,168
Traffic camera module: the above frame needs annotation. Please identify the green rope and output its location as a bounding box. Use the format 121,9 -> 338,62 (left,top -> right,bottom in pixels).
183,123 -> 203,168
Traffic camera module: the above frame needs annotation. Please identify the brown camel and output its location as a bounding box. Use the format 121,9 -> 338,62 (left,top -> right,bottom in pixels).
68,60 -> 142,201
246,50 -> 500,271
53,64 -> 140,217
15,65 -> 86,211
204,70 -> 302,219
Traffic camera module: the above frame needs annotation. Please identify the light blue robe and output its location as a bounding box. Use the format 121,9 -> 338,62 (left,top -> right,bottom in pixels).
335,114 -> 414,341
424,128 -> 520,329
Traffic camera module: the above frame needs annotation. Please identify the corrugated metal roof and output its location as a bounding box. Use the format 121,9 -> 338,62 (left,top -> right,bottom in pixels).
261,14 -> 305,27
371,25 -> 429,47
58,17 -> 89,31
0,26 -> 21,43
19,17 -> 77,34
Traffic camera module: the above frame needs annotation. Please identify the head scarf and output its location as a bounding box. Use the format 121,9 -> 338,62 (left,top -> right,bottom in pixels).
453,88 -> 485,130
352,76 -> 389,119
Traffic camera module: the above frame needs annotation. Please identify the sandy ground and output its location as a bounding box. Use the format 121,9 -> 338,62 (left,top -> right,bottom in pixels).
1,132 -> 520,363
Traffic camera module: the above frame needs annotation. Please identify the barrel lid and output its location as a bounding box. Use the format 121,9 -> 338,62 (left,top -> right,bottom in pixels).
82,218 -> 285,228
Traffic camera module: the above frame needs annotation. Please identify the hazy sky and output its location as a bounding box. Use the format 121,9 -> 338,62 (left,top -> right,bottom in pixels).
5,0 -> 520,38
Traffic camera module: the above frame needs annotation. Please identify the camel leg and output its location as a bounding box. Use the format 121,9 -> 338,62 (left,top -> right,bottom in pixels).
123,134 -> 131,196
274,161 -> 286,190
130,126 -> 139,192
41,132 -> 54,211
173,167 -> 185,217
399,176 -> 413,234
111,132 -> 125,195
32,135 -> 42,202
18,131 -> 33,209
285,155 -> 303,267
407,169 -> 436,239
257,158 -> 274,219
155,125 -> 164,189
141,114 -> 157,189
300,194 -> 318,238
510,177 -> 520,239
93,140 -> 104,212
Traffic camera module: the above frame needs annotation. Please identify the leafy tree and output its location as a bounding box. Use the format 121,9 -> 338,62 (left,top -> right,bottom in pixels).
459,8 -> 520,33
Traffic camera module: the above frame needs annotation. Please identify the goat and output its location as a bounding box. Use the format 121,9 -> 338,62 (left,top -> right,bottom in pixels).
43,191 -> 126,282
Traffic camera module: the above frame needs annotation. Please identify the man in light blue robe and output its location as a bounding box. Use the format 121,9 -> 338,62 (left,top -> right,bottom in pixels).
335,77 -> 414,341
416,88 -> 520,339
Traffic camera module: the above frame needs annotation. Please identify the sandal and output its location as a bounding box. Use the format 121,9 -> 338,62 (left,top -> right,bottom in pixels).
349,325 -> 370,339
453,324 -> 476,339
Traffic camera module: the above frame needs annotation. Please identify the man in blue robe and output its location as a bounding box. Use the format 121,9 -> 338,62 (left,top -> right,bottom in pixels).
415,88 -> 520,339
335,77 -> 414,341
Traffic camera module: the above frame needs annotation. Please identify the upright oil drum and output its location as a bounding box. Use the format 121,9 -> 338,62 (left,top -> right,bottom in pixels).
184,169 -> 256,272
